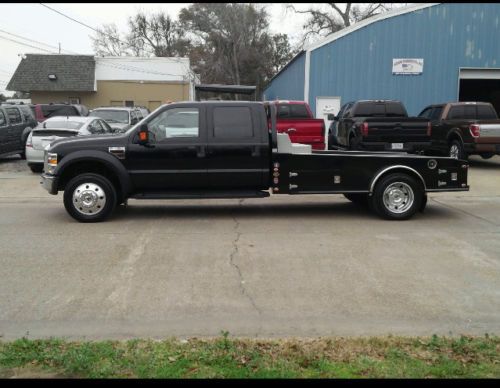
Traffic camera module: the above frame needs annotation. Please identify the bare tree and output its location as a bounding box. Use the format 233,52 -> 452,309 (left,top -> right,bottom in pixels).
91,24 -> 130,56
128,12 -> 191,57
287,3 -> 402,46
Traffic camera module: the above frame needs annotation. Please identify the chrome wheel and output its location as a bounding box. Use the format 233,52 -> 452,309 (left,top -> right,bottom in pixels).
449,144 -> 459,159
382,182 -> 414,214
72,183 -> 106,215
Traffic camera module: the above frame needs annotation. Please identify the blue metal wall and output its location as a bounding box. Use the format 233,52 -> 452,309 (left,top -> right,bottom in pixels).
263,51 -> 305,101
265,3 -> 500,116
309,3 -> 500,115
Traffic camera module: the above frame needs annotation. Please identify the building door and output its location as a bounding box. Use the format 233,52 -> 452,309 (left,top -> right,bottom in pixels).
459,68 -> 500,115
315,96 -> 341,147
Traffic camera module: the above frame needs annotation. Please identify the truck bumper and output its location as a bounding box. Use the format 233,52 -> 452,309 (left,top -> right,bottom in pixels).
464,142 -> 500,155
40,173 -> 58,195
361,141 -> 432,153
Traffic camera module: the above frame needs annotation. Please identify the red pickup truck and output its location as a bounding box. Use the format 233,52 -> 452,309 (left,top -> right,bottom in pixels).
264,100 -> 325,150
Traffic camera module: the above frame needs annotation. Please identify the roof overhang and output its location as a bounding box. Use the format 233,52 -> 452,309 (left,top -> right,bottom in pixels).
195,84 -> 256,94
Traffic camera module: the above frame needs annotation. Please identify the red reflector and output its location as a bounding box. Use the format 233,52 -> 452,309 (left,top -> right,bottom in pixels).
361,122 -> 369,137
469,124 -> 480,138
427,121 -> 432,137
139,131 -> 147,141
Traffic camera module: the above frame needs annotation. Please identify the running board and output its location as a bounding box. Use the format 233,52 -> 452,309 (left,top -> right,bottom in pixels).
130,190 -> 270,200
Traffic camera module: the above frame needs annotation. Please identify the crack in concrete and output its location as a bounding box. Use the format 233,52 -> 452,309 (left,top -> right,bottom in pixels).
229,202 -> 262,316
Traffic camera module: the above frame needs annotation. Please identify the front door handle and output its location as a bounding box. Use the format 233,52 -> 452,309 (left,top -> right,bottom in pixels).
196,145 -> 206,158
287,128 -> 297,133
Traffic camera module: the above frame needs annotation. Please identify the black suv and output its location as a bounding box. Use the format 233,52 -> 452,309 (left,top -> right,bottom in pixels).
0,103 -> 38,159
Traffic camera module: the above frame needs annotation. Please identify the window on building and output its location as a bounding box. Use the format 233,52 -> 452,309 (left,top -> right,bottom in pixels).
213,107 -> 253,138
5,107 -> 22,124
125,100 -> 134,107
69,97 -> 80,104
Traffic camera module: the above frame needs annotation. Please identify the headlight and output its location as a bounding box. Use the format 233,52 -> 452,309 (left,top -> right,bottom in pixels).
47,152 -> 58,167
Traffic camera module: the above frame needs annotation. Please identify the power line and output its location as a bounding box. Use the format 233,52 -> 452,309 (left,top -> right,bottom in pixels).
0,34 -> 55,53
38,3 -> 197,81
39,3 -> 129,47
0,28 -> 80,55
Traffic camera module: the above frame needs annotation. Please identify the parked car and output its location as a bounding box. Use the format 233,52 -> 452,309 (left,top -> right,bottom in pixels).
25,116 -> 113,173
0,104 -> 38,159
329,100 -> 431,153
31,103 -> 89,123
89,107 -> 143,133
137,106 -> 150,118
418,101 -> 500,159
40,101 -> 468,222
264,100 -> 326,150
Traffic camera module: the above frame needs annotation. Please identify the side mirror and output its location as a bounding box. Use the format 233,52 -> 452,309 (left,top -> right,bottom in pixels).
138,124 -> 149,145
327,114 -> 335,121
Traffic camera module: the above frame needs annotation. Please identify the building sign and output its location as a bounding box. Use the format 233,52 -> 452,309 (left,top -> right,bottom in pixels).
392,58 -> 424,75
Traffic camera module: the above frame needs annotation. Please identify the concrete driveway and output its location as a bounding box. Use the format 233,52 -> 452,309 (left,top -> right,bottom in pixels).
0,155 -> 499,340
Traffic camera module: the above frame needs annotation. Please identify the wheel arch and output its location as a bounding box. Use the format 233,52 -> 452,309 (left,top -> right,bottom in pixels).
446,129 -> 464,145
369,165 -> 427,193
55,151 -> 132,201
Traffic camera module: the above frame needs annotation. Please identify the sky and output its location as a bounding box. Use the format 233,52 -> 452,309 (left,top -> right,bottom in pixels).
0,3 -> 403,96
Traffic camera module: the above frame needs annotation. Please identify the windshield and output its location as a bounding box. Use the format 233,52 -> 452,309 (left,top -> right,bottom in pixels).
39,121 -> 84,130
90,110 -> 129,124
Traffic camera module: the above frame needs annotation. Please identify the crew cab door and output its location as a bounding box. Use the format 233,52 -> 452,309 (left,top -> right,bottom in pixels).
0,109 -> 9,155
3,106 -> 24,151
206,104 -> 269,189
126,104 -> 208,190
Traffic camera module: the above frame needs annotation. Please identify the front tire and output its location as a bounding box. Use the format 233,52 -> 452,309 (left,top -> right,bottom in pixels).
371,173 -> 423,220
63,173 -> 117,222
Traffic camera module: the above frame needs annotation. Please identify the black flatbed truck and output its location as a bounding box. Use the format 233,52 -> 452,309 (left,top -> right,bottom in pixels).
41,101 -> 469,222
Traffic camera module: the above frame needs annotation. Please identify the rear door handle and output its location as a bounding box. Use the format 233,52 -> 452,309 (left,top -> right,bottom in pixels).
287,128 -> 297,132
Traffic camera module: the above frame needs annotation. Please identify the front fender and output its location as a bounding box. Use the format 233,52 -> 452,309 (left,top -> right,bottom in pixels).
54,150 -> 132,196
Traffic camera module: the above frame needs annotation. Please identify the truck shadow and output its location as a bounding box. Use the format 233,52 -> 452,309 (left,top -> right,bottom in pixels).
468,156 -> 500,169
110,200 -> 457,222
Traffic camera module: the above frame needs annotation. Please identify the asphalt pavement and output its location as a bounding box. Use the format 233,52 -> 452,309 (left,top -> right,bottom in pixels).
0,154 -> 499,340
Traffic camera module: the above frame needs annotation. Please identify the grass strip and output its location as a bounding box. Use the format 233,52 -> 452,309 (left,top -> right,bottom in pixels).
0,333 -> 499,378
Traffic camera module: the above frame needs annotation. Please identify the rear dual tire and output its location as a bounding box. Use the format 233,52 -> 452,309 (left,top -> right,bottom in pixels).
63,173 -> 117,222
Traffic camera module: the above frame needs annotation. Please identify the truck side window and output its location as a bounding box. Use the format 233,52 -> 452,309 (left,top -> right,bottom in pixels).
463,106 -> 476,119
430,107 -> 443,121
418,107 -> 432,118
213,107 -> 253,138
385,102 -> 406,117
5,107 -> 21,124
448,106 -> 464,120
277,105 -> 290,118
148,108 -> 199,141
289,104 -> 310,118
477,105 -> 498,119
0,110 -> 6,126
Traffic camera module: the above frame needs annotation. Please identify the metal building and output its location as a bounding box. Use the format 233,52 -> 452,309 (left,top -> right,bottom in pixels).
264,3 -> 500,130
